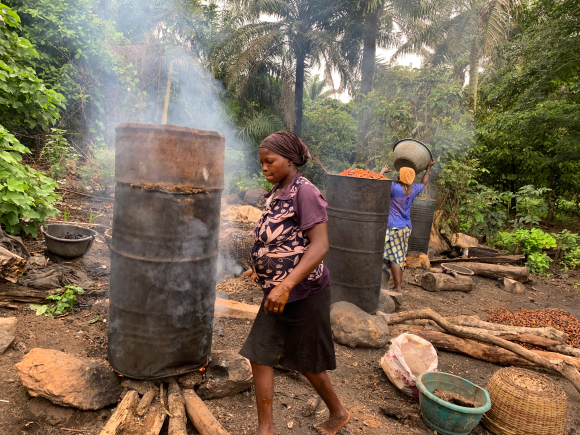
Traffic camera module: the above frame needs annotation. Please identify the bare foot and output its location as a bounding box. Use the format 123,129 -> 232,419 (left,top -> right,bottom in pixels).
314,410 -> 350,435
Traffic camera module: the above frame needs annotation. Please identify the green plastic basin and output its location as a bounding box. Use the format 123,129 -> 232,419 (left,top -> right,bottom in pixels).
416,372 -> 491,435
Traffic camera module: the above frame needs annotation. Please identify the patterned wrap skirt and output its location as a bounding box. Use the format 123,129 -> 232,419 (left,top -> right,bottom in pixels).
383,226 -> 411,271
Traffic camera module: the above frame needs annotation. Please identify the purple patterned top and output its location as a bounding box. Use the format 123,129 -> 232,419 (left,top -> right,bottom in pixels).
387,183 -> 424,229
251,172 -> 330,303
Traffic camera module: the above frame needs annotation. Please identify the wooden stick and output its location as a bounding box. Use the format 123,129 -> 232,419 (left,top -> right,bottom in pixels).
0,302 -> 19,309
391,313 -> 569,343
144,403 -> 167,435
457,262 -> 530,282
386,308 -> 580,394
431,255 -> 525,265
183,389 -> 230,435
98,390 -> 138,435
168,382 -> 187,435
56,188 -> 114,201
136,389 -> 156,417
46,220 -> 109,228
159,383 -> 173,418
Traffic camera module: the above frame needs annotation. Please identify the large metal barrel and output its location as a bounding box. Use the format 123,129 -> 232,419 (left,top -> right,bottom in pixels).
108,123 -> 225,379
408,198 -> 436,254
326,175 -> 392,313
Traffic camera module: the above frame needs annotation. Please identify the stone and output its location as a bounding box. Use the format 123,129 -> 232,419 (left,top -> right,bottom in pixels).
330,302 -> 390,349
225,193 -> 241,205
243,188 -> 267,207
195,350 -> 253,400
15,348 -> 122,410
0,317 -> 17,354
406,251 -> 430,269
378,290 -> 396,314
382,290 -> 403,307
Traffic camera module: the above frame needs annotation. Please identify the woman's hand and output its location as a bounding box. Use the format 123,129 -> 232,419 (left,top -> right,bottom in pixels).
427,158 -> 435,168
380,165 -> 391,176
264,284 -> 291,314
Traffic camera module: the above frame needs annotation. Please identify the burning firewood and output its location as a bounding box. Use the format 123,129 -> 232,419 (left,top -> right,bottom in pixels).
136,388 -> 156,417
183,389 -> 230,435
168,382 -> 188,435
98,390 -> 138,435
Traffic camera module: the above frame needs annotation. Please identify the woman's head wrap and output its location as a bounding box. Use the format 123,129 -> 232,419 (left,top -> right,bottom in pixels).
260,131 -> 311,167
398,167 -> 416,185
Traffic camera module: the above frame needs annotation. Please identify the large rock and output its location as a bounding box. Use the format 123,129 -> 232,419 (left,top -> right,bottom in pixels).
330,302 -> 390,348
243,188 -> 267,207
15,348 -> 122,410
0,317 -> 17,354
194,350 -> 253,400
378,291 -> 396,314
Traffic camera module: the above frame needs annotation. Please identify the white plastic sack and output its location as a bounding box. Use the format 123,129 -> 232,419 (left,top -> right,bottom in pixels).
381,333 -> 438,397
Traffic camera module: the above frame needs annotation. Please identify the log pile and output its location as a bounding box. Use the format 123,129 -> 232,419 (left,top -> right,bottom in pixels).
99,380 -> 230,435
0,246 -> 27,283
387,308 -> 580,395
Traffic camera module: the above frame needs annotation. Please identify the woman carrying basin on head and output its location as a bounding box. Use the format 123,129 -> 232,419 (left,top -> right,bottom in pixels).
240,131 -> 349,435
379,158 -> 435,293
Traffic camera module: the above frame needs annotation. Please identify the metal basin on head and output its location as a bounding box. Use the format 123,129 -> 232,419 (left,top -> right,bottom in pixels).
393,139 -> 433,173
108,123 -> 225,380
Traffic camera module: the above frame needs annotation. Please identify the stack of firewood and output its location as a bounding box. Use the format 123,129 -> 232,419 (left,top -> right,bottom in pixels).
99,379 -> 229,435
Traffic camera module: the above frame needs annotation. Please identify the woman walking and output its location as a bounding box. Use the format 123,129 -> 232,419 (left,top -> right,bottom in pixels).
379,159 -> 435,292
240,131 -> 350,435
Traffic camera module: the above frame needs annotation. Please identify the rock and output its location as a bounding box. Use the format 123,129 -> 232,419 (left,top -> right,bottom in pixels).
27,397 -> 75,425
379,290 -> 396,314
195,350 -> 253,400
177,371 -> 204,390
451,233 -> 479,249
15,348 -> 122,410
406,251 -> 430,269
225,193 -> 241,205
0,317 -> 17,354
382,290 -> 403,307
499,277 -> 525,294
243,188 -> 267,207
330,302 -> 389,348
91,298 -> 109,317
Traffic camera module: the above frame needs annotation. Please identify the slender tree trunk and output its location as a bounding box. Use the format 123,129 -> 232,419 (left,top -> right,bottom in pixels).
360,7 -> 379,95
355,6 -> 380,166
547,183 -> 556,221
468,40 -> 479,112
294,51 -> 306,136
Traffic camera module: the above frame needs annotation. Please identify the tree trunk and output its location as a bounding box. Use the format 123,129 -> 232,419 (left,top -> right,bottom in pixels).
547,187 -> 555,221
420,272 -> 474,292
294,51 -> 307,136
468,40 -> 479,112
462,262 -> 530,282
355,5 -> 380,166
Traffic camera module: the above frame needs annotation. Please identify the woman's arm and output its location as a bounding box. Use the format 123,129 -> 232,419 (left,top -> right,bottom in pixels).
263,223 -> 329,314
420,158 -> 436,186
379,165 -> 392,176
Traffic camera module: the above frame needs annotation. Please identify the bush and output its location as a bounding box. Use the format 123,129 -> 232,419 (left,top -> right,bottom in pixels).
492,228 -> 557,255
78,145 -> 115,195
526,252 -> 552,275
0,126 -> 59,236
40,128 -> 77,179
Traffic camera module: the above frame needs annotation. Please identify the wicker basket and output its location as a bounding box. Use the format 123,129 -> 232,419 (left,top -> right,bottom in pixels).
482,367 -> 567,435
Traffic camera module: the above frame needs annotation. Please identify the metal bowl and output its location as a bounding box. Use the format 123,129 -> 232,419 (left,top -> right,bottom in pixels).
393,139 -> 433,173
41,224 -> 98,259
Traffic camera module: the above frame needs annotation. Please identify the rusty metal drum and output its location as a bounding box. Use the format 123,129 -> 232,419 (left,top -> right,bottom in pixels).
108,123 -> 224,379
392,139 -> 433,173
326,174 -> 392,313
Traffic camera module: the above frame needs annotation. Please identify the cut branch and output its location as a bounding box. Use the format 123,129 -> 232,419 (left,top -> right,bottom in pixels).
387,308 -> 580,394
99,390 -> 138,435
183,389 -> 230,435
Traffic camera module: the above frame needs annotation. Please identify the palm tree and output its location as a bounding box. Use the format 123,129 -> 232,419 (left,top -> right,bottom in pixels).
212,0 -> 357,135
395,0 -> 520,112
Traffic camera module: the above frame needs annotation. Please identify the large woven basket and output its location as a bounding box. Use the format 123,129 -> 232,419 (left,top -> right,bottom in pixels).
482,367 -> 567,435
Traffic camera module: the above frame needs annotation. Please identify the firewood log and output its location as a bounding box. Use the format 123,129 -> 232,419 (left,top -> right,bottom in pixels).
431,255 -> 525,265
498,277 -> 525,294
420,272 -> 473,292
0,246 -> 26,283
99,390 -> 138,435
460,262 -> 530,282
183,389 -> 230,435
0,284 -> 53,303
385,308 -> 580,394
168,382 -> 187,435
444,315 -> 568,343
137,389 -> 156,417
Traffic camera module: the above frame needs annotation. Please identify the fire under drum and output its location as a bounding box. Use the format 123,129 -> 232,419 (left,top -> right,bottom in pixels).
108,123 -> 224,379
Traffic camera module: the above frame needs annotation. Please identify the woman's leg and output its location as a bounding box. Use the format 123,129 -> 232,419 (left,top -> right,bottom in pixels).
250,361 -> 275,435
389,262 -> 404,292
303,371 -> 350,435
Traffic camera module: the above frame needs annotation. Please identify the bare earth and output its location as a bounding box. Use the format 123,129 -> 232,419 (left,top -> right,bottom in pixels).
1,193 -> 579,435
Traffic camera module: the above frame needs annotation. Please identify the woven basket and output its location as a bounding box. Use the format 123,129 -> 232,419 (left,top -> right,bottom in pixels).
482,367 -> 567,435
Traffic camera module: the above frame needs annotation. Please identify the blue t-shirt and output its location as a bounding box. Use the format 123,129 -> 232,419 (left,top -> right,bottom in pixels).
387,183 -> 424,229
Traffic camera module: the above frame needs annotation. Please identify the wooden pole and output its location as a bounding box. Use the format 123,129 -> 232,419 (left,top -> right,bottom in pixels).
161,61 -> 174,125
183,389 -> 230,435
99,390 -> 138,435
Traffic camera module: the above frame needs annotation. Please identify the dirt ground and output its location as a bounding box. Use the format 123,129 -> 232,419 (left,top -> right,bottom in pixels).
1,191 -> 579,435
